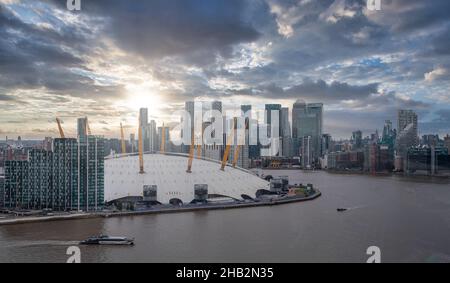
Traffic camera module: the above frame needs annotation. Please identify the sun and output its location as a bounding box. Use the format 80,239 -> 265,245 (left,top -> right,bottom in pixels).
123,83 -> 163,113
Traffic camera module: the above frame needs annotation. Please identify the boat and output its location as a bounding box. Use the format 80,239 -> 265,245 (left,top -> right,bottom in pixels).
80,235 -> 134,245
337,208 -> 348,212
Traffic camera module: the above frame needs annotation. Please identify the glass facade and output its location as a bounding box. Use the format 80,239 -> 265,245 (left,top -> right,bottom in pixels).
74,136 -> 104,211
1,136 -> 104,211
292,101 -> 323,160
53,138 -> 78,211
4,160 -> 28,209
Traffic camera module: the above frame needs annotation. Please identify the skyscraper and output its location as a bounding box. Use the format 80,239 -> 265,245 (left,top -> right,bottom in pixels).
76,135 -> 105,211
77,118 -> 88,140
321,134 -> 332,155
281,107 -> 292,157
149,120 -> 157,152
263,104 -> 282,156
265,104 -> 282,137
241,105 -> 252,120
292,101 -> 323,160
396,110 -> 419,157
53,138 -> 78,210
139,108 -> 150,152
352,130 -> 363,150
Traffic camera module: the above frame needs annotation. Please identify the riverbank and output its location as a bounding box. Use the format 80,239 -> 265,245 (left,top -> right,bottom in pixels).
325,169 -> 450,182
0,191 -> 321,226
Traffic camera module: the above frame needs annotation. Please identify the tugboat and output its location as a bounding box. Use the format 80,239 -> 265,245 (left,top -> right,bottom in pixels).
80,235 -> 134,245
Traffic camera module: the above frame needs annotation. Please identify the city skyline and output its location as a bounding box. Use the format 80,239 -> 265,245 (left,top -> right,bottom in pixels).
1,0 -> 450,140
0,102 -> 448,146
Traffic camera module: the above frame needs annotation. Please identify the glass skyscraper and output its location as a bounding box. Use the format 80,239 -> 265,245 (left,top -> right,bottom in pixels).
292,100 -> 323,161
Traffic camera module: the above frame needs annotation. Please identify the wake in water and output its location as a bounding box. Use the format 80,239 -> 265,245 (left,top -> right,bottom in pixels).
337,205 -> 368,212
346,205 -> 368,210
1,240 -> 80,249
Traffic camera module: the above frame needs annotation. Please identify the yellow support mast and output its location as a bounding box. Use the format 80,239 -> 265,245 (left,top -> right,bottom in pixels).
221,117 -> 236,171
120,123 -> 126,154
186,129 -> 195,173
56,118 -> 65,138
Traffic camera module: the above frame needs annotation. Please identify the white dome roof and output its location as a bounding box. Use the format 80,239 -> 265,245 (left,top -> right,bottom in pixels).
105,153 -> 269,204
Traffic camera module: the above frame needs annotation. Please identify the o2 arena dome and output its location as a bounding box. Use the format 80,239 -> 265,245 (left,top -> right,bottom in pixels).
105,153 -> 269,205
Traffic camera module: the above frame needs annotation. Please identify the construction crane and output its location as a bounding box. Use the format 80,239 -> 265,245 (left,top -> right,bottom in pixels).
120,123 -> 126,154
56,118 -> 65,138
221,117 -> 236,171
138,116 -> 145,174
232,118 -> 249,168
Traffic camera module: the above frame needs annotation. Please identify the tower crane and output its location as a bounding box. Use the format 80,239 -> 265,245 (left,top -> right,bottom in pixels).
56,118 -> 65,138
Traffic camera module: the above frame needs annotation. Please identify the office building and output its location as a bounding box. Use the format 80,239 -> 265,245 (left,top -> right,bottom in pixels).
53,138 -> 78,211
28,149 -> 53,209
1,126 -> 104,211
292,101 -> 323,160
77,118 -> 88,140
396,110 -> 418,158
76,135 -> 105,211
406,147 -> 450,175
264,104 -> 282,156
281,107 -> 292,157
445,135 -> 450,152
322,134 -> 332,155
301,136 -> 313,168
352,131 -> 363,150
3,160 -> 28,209
130,133 -> 136,153
149,120 -> 158,152
158,126 -> 170,152
422,134 -> 439,147
241,105 -> 252,120
139,108 -> 150,152
265,104 -> 282,137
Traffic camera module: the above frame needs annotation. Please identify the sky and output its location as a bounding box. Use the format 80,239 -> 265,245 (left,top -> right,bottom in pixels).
0,0 -> 449,140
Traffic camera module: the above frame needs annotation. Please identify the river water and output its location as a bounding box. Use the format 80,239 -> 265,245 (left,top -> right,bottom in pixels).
0,170 -> 449,263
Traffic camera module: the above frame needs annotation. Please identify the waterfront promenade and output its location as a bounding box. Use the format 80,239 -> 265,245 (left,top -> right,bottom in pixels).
0,191 -> 321,226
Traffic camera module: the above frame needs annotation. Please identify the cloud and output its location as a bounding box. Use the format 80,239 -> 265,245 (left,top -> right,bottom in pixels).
0,93 -> 16,101
46,0 -> 261,65
319,0 -> 359,24
424,67 -> 449,82
1,0 -> 449,138
229,79 -> 379,103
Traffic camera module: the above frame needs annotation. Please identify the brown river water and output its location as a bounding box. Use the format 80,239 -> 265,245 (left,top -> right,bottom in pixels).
0,170 -> 449,263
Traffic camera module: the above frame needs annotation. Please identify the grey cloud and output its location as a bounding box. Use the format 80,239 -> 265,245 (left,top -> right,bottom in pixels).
229,79 -> 379,102
47,0 -> 262,65
0,94 -> 16,101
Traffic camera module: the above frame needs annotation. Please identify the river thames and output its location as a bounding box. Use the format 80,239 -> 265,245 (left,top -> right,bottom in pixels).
0,170 -> 449,263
